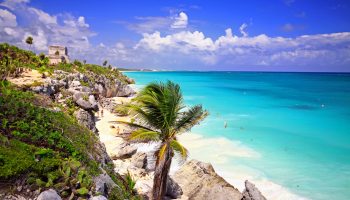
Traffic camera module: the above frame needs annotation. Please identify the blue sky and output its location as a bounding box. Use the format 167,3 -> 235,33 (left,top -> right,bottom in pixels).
1,0 -> 350,71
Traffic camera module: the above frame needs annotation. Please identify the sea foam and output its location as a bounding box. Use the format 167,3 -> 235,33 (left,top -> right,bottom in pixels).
176,133 -> 309,200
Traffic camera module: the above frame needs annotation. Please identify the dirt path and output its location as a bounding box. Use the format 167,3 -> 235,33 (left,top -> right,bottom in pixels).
8,69 -> 43,86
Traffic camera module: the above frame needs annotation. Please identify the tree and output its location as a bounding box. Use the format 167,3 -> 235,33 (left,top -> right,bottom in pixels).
117,81 -> 208,200
103,60 -> 108,66
25,36 -> 33,49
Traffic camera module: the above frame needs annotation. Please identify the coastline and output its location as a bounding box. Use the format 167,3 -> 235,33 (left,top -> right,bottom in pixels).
123,77 -> 310,200
95,95 -> 303,200
177,133 -> 309,200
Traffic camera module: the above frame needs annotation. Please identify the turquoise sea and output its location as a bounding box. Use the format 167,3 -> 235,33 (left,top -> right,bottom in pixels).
124,71 -> 350,200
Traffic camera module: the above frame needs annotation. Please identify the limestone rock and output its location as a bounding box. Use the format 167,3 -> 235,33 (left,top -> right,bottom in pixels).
173,159 -> 243,200
37,189 -> 61,200
93,173 -> 117,197
74,108 -> 97,134
73,92 -> 98,111
115,81 -> 135,97
166,176 -> 183,199
130,152 -> 147,169
242,180 -> 266,200
111,144 -> 137,160
89,195 -> 107,200
31,84 -> 56,96
69,80 -> 81,88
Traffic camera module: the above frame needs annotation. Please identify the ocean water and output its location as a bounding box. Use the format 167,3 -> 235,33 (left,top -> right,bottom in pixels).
124,71 -> 350,200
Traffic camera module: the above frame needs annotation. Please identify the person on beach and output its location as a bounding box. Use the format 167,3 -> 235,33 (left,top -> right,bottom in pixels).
101,109 -> 104,117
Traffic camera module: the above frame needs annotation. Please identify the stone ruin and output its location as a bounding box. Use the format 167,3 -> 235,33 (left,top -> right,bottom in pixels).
48,45 -> 70,65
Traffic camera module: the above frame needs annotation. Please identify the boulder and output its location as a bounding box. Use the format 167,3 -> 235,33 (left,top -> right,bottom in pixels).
74,108 -> 98,134
130,152 -> 147,169
31,84 -> 56,96
37,189 -> 61,200
69,80 -> 81,88
111,144 -> 137,160
166,176 -> 183,199
242,180 -> 266,200
93,173 -> 118,197
115,82 -> 135,97
73,92 -> 98,111
89,195 -> 108,200
173,159 -> 243,200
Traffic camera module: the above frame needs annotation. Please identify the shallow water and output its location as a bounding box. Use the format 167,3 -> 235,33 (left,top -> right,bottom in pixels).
124,71 -> 350,200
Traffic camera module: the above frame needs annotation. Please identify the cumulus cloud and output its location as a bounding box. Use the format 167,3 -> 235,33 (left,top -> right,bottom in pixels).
0,0 -> 94,52
118,11 -> 189,33
133,29 -> 350,70
171,12 -> 188,29
239,23 -> 248,37
0,1 -> 349,71
0,9 -> 17,27
28,7 -> 57,24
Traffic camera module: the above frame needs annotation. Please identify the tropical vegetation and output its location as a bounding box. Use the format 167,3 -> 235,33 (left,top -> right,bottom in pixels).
0,44 -> 139,199
0,43 -> 132,84
117,81 -> 208,200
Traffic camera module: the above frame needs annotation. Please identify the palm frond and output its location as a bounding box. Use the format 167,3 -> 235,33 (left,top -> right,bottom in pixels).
133,81 -> 184,134
112,120 -> 155,132
170,139 -> 188,162
174,105 -> 209,134
128,128 -> 161,142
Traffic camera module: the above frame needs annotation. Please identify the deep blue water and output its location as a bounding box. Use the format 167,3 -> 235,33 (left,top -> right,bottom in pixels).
125,71 -> 350,200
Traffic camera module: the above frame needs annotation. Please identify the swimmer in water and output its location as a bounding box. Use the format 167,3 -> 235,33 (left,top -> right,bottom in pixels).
224,121 -> 227,128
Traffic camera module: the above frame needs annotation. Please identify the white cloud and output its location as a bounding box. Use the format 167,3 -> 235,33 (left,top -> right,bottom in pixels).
28,7 -> 57,24
171,12 -> 188,29
119,11 -> 189,33
0,9 -> 17,27
133,28 -> 350,69
0,1 -> 349,71
136,30 -> 215,53
23,29 -> 47,50
239,23 -> 248,37
78,16 -> 89,28
0,0 -> 94,53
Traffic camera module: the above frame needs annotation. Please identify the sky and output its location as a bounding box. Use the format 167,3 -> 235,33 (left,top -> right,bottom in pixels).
0,0 -> 350,72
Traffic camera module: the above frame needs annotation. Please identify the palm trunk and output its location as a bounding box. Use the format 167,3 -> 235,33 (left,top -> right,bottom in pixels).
152,147 -> 173,200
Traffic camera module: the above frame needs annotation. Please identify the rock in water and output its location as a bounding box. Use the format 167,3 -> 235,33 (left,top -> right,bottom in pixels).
242,180 -> 267,200
37,189 -> 61,200
173,159 -> 243,200
166,176 -> 183,199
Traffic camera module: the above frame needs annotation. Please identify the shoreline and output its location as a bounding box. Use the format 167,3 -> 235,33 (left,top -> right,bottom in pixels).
95,96 -> 307,200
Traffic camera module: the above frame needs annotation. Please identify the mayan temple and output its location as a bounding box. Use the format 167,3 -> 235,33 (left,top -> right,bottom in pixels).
48,45 -> 70,65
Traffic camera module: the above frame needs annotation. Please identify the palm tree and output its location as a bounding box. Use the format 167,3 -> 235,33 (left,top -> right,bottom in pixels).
25,36 -> 33,49
117,81 -> 208,200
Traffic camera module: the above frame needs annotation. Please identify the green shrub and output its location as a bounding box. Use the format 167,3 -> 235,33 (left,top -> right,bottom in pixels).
114,106 -> 129,116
